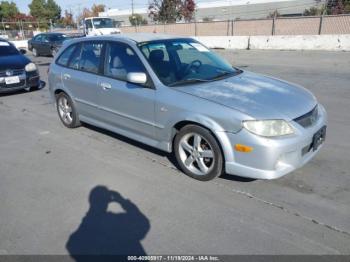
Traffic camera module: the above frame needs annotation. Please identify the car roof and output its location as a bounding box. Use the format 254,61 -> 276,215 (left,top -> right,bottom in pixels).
79,33 -> 189,43
39,32 -> 65,35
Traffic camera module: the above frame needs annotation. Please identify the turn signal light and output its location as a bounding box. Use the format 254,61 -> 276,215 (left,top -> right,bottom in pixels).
234,144 -> 253,153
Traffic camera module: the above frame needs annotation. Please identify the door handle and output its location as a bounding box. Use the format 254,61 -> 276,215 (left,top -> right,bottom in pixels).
63,73 -> 71,80
100,82 -> 111,90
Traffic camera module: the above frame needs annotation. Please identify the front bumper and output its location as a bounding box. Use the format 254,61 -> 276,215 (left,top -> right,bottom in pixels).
219,104 -> 327,179
0,70 -> 40,93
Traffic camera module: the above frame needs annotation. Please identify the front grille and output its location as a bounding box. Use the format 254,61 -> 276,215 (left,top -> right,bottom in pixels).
294,105 -> 319,128
0,69 -> 25,77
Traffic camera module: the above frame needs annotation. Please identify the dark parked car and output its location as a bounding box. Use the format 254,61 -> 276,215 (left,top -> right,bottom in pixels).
28,33 -> 69,57
0,38 -> 40,93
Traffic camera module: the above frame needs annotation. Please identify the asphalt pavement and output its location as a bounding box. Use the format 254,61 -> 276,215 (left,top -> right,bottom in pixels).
0,50 -> 350,255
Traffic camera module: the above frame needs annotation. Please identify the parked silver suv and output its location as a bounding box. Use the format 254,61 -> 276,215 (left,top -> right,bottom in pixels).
48,34 -> 327,181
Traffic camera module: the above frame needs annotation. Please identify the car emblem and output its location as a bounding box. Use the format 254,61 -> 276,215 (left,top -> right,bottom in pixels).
5,70 -> 13,76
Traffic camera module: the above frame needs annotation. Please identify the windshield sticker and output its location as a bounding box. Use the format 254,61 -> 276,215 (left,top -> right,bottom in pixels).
0,42 -> 10,46
190,43 -> 209,52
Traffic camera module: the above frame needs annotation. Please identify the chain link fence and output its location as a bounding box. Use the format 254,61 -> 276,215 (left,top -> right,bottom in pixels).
121,14 -> 350,36
0,21 -> 55,40
1,14 -> 349,40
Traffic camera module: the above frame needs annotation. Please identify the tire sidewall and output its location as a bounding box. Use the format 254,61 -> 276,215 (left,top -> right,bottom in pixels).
51,48 -> 57,57
174,125 -> 223,181
56,92 -> 80,128
32,48 -> 38,57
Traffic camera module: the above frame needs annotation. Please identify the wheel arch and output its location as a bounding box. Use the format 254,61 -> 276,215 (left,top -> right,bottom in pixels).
170,120 -> 229,168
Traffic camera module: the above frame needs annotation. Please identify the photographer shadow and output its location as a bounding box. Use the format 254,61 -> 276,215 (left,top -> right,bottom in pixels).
66,186 -> 150,260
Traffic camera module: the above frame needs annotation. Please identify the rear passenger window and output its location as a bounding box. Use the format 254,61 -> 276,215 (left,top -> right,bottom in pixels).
78,42 -> 103,74
57,44 -> 76,66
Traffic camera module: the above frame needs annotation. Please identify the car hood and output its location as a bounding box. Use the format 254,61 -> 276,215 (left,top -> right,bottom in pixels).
175,71 -> 317,120
0,54 -> 30,71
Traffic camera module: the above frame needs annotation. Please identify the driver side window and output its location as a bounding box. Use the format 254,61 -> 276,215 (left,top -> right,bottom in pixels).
104,42 -> 146,82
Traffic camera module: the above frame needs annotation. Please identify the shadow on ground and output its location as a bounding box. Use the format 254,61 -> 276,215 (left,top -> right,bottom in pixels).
83,124 -> 256,183
66,186 -> 150,261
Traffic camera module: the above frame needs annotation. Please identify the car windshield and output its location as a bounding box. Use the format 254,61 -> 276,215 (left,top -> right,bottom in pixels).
0,41 -> 19,56
93,18 -> 114,29
48,34 -> 68,42
138,39 -> 241,86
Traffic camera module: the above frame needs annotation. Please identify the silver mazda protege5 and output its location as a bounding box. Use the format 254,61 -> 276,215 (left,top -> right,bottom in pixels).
48,34 -> 327,181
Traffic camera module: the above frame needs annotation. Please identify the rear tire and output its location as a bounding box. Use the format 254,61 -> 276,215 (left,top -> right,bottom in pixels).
174,125 -> 223,181
56,92 -> 81,128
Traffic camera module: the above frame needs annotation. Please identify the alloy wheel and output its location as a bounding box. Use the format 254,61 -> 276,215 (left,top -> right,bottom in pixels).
178,133 -> 215,176
58,96 -> 73,125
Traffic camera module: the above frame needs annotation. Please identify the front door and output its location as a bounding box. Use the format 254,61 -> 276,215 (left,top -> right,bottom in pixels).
97,41 -> 156,140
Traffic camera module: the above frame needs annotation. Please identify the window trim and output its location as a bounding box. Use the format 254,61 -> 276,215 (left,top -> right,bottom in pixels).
56,43 -> 78,67
55,40 -> 104,77
55,40 -> 155,89
102,40 -> 155,89
34,34 -> 42,42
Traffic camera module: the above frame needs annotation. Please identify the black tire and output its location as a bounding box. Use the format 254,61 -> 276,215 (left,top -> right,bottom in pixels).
32,48 -> 38,57
174,125 -> 223,181
56,92 -> 81,128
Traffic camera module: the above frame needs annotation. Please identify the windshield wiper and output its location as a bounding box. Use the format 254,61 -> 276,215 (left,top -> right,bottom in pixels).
210,69 -> 243,81
168,78 -> 211,87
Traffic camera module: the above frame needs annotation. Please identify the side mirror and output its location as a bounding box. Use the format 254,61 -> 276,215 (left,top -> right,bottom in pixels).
19,49 -> 26,54
127,72 -> 147,85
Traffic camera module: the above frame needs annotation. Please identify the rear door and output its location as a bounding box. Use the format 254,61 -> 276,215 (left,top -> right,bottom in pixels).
60,41 -> 104,120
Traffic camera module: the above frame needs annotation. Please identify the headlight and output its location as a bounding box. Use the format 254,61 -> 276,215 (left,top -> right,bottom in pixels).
25,62 -> 37,72
242,120 -> 294,137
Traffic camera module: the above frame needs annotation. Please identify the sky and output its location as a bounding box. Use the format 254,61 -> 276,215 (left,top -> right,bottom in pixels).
16,0 -> 139,15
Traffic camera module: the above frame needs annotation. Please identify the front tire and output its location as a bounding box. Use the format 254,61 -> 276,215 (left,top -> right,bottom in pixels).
51,48 -> 58,57
174,125 -> 223,181
56,92 -> 81,128
32,48 -> 38,57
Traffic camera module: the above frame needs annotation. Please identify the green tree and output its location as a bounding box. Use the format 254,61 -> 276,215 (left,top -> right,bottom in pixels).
129,13 -> 148,26
46,0 -> 61,21
28,0 -> 46,19
148,0 -> 182,23
29,0 -> 61,22
0,1 -> 19,20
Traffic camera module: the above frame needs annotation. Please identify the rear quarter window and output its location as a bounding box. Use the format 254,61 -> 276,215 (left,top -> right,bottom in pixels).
56,44 -> 77,66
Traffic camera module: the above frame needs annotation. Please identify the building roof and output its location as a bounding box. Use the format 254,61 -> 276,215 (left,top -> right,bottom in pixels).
100,0 -> 306,17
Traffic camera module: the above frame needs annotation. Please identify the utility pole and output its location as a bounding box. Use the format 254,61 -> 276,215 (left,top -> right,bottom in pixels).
131,0 -> 134,15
